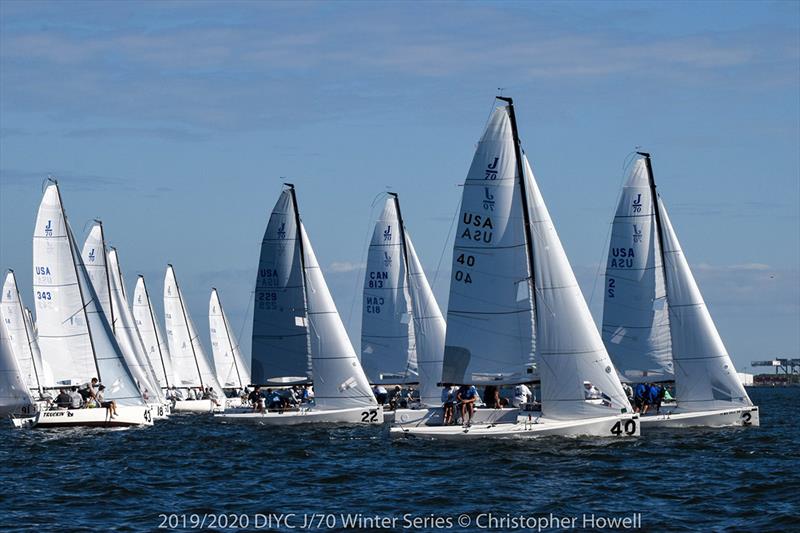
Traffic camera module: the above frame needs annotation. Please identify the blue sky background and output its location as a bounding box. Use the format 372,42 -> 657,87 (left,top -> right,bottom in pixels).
1,1 -> 798,374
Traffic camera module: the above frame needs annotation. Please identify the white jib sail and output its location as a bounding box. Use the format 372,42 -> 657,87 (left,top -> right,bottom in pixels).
107,248 -> 162,400
404,236 -> 446,407
209,288 -> 249,389
0,314 -> 35,416
1,270 -> 47,392
301,224 -> 376,410
658,197 -> 752,410
80,221 -> 115,324
133,275 -> 173,390
251,189 -> 311,385
163,265 -> 223,392
361,197 -> 417,384
602,158 -> 673,381
524,155 -> 631,419
442,107 -> 536,385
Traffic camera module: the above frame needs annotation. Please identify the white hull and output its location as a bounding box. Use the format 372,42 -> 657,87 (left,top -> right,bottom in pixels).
148,402 -> 171,419
216,405 -> 384,426
19,406 -> 154,429
390,413 -> 640,439
171,399 -> 224,413
391,406 -> 520,427
640,406 -> 759,428
224,396 -> 246,409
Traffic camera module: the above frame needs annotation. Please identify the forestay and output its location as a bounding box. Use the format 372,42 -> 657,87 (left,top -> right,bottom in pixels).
658,198 -> 751,410
209,288 -> 250,389
361,198 -> 417,383
133,276 -> 174,389
442,107 -> 536,385
163,265 -> 223,392
1,271 -> 47,392
251,189 -> 311,385
602,158 -> 673,381
523,155 -> 631,419
301,225 -> 376,410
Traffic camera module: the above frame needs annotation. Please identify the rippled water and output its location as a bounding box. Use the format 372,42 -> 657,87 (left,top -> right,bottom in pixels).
1,388 -> 797,531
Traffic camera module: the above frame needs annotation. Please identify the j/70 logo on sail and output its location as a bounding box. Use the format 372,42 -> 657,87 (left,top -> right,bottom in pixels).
44,220 -> 53,237
383,225 -> 392,242
484,157 -> 499,180
88,248 -> 96,262
632,194 -> 642,213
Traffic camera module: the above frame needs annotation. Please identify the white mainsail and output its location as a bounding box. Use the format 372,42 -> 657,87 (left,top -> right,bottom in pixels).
523,154 -> 631,419
0,314 -> 35,416
107,248 -> 162,399
80,222 -> 114,323
163,265 -> 223,391
658,196 -> 752,410
300,223 -> 376,409
33,183 -> 143,405
133,275 -> 173,389
602,158 -> 673,381
1,270 -> 48,392
209,288 -> 250,389
251,189 -> 311,385
361,197 -> 417,383
442,107 -> 536,385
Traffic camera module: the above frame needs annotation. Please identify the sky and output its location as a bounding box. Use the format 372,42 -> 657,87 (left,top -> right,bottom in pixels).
1,0 -> 798,375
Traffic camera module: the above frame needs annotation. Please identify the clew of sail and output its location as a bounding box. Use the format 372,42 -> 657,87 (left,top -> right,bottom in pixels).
602,158 -> 673,381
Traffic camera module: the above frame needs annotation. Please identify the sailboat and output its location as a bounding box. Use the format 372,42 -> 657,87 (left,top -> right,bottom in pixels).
24,181 -> 152,428
218,184 -> 381,425
360,193 -> 449,424
132,275 -> 174,398
602,153 -> 759,427
0,297 -> 37,420
81,223 -> 167,419
163,264 -> 226,413
1,270 -> 51,403
209,288 -> 250,407
391,97 -> 637,438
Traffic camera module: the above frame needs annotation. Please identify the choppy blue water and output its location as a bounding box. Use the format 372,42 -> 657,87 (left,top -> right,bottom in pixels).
1,387 -> 797,532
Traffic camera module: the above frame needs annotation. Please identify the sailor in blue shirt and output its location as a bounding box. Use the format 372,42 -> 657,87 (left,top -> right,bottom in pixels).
456,384 -> 478,427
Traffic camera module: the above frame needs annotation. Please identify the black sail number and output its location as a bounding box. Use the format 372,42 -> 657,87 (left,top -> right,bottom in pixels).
361,410 -> 379,423
611,419 -> 636,436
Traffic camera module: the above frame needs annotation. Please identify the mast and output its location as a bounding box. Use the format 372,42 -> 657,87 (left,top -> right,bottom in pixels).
96,221 -> 117,334
169,264 -> 204,388
140,275 -> 170,388
496,96 -> 539,327
285,183 -> 312,381
638,152 -> 670,296
55,182 -> 103,382
389,192 -> 416,381
214,288 -> 243,388
10,269 -> 42,394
